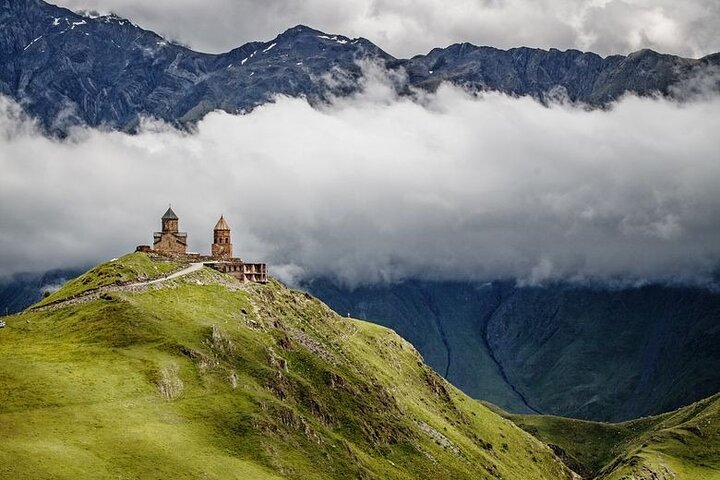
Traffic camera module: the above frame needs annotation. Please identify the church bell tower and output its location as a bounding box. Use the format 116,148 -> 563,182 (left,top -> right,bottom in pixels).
212,215 -> 233,259
161,206 -> 179,233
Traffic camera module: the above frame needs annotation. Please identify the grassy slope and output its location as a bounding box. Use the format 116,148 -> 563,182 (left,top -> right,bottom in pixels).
35,252 -> 186,307
310,281 -> 720,422
0,255 -> 573,480
310,281 -> 533,413
497,394 -> 720,479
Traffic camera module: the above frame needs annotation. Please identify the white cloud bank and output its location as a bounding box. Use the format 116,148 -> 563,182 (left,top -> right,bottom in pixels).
1,74 -> 719,287
56,0 -> 720,58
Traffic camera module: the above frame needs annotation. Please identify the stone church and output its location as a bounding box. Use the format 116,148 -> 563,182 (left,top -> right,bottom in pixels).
137,207 -> 267,283
153,207 -> 187,254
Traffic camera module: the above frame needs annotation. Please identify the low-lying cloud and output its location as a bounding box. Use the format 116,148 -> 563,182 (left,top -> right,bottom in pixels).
1,72 -> 719,287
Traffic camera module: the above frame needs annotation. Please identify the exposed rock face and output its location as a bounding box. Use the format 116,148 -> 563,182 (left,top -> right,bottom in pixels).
308,279 -> 720,422
2,0 -> 718,133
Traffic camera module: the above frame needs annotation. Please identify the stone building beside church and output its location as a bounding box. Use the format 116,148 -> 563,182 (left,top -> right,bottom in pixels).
137,207 -> 267,283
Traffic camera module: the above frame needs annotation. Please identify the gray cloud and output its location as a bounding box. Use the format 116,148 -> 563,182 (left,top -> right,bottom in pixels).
1,68 -> 719,287
54,0 -> 720,58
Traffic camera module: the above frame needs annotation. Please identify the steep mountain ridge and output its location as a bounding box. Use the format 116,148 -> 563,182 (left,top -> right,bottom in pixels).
1,0 -> 718,132
309,280 -> 720,422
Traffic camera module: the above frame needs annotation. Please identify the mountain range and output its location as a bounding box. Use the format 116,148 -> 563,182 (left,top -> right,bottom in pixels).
2,0 -> 719,133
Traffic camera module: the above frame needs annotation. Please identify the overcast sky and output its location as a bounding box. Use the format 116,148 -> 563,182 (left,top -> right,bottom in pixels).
55,0 -> 720,58
1,64 -> 719,286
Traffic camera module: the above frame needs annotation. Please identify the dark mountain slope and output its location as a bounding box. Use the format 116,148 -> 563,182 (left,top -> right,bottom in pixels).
405,45 -> 708,103
0,267 -> 83,314
1,0 -> 718,132
308,280 -> 720,422
485,284 -> 720,421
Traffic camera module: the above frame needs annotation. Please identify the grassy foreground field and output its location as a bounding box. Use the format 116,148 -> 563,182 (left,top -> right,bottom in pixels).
0,254 -> 574,480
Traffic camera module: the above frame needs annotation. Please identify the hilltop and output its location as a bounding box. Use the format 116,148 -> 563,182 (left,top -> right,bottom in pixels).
0,253 -> 574,479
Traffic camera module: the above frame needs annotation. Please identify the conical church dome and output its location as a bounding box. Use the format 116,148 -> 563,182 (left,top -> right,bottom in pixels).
162,206 -> 178,220
214,215 -> 230,230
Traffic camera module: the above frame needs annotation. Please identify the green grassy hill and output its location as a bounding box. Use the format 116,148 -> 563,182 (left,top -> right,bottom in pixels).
0,254 -> 574,480
496,393 -> 720,479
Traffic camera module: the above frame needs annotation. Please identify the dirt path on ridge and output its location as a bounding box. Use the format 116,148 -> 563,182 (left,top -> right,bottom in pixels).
28,263 -> 207,313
